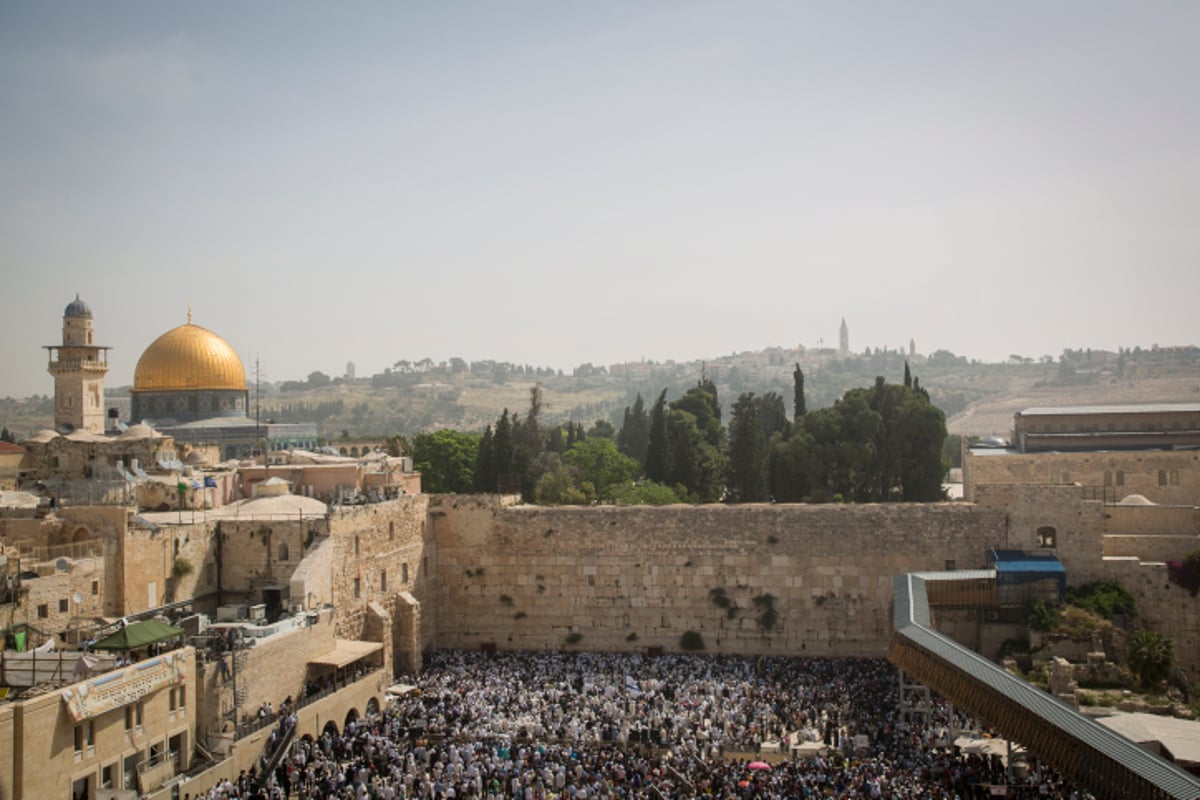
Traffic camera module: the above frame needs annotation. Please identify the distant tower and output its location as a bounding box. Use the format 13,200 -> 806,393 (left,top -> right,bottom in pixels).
45,295 -> 110,434
346,361 -> 356,381
839,318 -> 849,357
909,338 -> 916,357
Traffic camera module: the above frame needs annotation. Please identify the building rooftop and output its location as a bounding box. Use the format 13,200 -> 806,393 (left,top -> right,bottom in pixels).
1019,403 -> 1200,416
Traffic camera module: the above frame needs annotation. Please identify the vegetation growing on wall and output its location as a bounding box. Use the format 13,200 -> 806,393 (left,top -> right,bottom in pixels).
1066,582 -> 1136,618
1167,549 -> 1200,596
680,630 -> 706,651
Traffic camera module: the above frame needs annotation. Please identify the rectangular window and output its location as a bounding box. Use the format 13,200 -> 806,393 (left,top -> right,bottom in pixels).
59,598 -> 69,613
101,763 -> 116,789
353,577 -> 361,599
944,560 -> 956,571
123,753 -> 141,790
380,570 -> 387,592
1159,470 -> 1168,486
37,604 -> 48,619
92,580 -> 99,595
402,563 -> 409,583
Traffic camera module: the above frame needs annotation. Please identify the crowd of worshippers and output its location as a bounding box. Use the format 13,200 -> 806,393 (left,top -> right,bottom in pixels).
188,650 -> 1093,800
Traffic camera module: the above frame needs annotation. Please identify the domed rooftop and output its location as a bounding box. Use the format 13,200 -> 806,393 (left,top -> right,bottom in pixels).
64,294 -> 92,319
133,317 -> 247,392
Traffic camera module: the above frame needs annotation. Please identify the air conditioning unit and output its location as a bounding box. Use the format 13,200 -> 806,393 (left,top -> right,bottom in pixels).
248,604 -> 267,623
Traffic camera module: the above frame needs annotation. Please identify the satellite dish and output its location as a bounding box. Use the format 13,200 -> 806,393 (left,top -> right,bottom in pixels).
73,592 -> 84,604
55,558 -> 69,572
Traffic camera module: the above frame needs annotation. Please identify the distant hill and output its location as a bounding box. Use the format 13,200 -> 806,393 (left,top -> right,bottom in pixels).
4,346 -> 1198,443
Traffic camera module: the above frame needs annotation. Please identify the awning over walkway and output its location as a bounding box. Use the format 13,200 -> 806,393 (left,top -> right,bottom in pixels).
309,639 -> 383,668
989,549 -> 1067,597
92,620 -> 184,652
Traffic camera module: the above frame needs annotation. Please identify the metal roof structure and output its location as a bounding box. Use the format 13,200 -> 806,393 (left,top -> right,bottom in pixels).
1018,403 -> 1200,416
891,572 -> 1200,800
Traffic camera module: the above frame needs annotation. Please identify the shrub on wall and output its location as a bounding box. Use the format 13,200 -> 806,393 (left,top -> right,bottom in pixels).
680,630 -> 705,651
172,557 -> 194,577
1166,550 -> 1200,596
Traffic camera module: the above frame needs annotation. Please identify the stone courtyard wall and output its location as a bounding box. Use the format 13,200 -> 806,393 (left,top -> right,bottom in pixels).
429,497 -> 1009,657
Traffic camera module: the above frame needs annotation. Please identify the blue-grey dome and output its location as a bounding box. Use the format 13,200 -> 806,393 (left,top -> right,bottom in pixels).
64,294 -> 92,319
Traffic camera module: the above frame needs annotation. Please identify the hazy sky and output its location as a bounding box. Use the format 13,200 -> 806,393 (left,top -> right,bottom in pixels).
3,2 -> 1198,398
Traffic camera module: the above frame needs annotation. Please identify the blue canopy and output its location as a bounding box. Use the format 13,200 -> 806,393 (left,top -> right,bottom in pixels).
989,549 -> 1067,596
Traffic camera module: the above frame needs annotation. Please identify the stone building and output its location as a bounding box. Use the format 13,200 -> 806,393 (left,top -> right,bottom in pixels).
965,403 -> 1200,504
1014,402 -> 1200,452
43,295 -> 110,435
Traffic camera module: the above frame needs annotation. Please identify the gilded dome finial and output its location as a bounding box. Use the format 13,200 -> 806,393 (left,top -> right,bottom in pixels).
187,304 -> 192,325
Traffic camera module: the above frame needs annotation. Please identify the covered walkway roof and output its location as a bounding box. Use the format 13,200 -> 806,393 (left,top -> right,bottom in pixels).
890,571 -> 1200,800
309,639 -> 382,669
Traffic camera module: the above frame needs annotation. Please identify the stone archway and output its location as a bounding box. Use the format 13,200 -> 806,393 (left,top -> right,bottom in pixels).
365,697 -> 380,717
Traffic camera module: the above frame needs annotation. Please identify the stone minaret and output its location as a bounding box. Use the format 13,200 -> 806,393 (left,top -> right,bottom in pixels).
839,317 -> 849,357
45,295 -> 110,434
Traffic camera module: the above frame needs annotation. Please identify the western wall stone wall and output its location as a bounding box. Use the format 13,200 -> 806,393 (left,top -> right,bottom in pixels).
429,497 -> 1009,657
326,496 -> 432,662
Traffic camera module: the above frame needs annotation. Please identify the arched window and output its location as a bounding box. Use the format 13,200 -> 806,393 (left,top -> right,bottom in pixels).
1037,526 -> 1057,548
1116,471 -> 1125,486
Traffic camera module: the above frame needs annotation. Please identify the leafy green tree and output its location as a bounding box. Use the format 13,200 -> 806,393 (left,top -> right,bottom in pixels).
666,409 -> 724,502
727,393 -> 767,502
587,419 -> 616,440
533,456 -> 596,505
618,393 -> 650,468
411,430 -> 480,493
1127,629 -> 1174,688
492,409 -> 518,491
759,392 -> 789,440
474,425 -> 495,492
644,390 -> 670,484
562,438 -> 638,501
611,481 -> 682,505
670,378 -> 722,449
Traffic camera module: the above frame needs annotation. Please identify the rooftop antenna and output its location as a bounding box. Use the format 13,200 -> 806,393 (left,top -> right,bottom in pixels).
255,357 -> 262,459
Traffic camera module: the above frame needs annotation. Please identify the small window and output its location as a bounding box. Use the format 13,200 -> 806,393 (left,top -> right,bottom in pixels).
37,604 -> 48,619
1170,469 -> 1180,486
101,763 -> 116,789
1159,470 -> 1168,486
1103,471 -> 1112,486
59,598 -> 69,613
944,560 -> 956,571
380,570 -> 387,592
389,522 -> 395,540
354,536 -> 360,556
1037,526 -> 1057,548
278,542 -> 289,561
353,577 -> 361,599
1116,471 -> 1125,486
92,580 -> 99,595
402,563 -> 409,583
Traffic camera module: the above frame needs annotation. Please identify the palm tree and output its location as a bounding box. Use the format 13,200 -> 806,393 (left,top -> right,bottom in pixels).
1127,629 -> 1174,688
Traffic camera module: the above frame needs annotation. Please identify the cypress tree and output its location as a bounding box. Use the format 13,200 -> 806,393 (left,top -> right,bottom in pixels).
792,364 -> 807,419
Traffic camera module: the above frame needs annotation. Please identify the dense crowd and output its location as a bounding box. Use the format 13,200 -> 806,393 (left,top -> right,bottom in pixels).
189,651 -> 1092,800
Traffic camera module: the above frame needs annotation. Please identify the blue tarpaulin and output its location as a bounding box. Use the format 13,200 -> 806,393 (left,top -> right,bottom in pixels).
989,549 -> 1067,597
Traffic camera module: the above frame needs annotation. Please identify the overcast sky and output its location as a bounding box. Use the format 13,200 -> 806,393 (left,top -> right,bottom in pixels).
2,2 -> 1198,398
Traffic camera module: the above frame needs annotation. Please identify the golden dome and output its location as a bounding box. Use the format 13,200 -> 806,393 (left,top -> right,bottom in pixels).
133,323 -> 247,392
